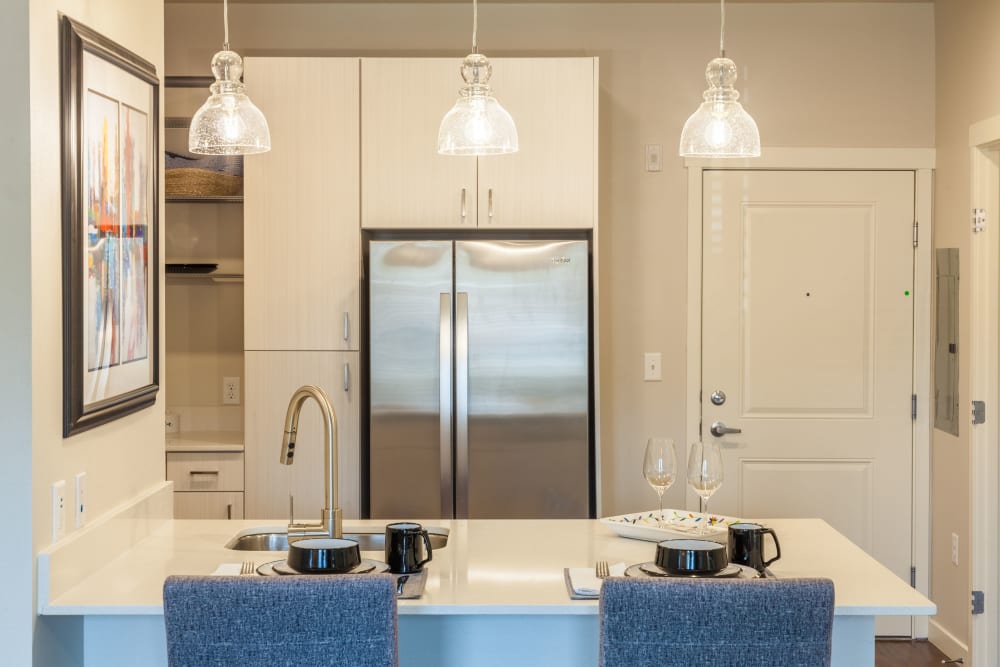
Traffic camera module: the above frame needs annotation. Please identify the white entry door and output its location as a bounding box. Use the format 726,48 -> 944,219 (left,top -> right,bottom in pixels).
701,170 -> 915,636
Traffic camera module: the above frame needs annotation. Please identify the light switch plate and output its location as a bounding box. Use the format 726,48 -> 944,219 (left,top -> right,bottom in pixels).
644,352 -> 662,381
74,472 -> 87,529
644,144 -> 663,172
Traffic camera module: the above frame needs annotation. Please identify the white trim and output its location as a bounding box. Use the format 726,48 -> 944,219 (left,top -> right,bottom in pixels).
913,168 -> 933,639
684,147 -> 936,171
685,148 -> 934,636
930,618 -> 970,664
969,115 -> 1000,667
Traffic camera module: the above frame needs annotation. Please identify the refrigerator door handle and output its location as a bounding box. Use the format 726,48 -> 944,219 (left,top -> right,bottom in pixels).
439,293 -> 455,518
455,291 -> 470,519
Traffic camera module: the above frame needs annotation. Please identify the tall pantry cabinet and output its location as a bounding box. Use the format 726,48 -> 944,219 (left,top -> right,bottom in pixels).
241,56 -> 598,520
243,58 -> 362,521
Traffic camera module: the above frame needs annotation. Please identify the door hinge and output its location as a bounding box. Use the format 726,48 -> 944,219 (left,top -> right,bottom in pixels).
972,590 -> 985,615
910,566 -> 916,587
911,394 -> 917,420
973,400 -> 986,425
913,220 -> 919,247
974,208 -> 986,233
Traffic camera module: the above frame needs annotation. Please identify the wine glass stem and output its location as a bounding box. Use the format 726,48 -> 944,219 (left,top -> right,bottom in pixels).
658,491 -> 663,517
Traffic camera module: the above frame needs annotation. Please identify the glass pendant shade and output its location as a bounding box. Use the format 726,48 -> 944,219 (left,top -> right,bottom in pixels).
679,57 -> 760,158
189,50 -> 271,155
438,53 -> 518,156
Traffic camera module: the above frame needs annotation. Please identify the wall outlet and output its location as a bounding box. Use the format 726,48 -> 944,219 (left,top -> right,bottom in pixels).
223,376 -> 241,405
52,480 -> 66,542
644,352 -> 662,381
164,411 -> 180,434
952,533 -> 959,566
74,472 -> 87,529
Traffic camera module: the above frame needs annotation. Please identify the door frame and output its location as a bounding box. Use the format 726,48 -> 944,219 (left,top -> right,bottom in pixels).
969,116 -> 1000,666
684,148 -> 935,638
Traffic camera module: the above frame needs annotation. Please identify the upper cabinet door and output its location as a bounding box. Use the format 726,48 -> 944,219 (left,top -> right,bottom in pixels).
244,58 -> 360,351
479,58 -> 597,229
362,58 -> 477,229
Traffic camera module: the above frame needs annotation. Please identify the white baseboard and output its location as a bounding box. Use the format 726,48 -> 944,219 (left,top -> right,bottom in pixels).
37,482 -> 173,611
929,618 -> 969,664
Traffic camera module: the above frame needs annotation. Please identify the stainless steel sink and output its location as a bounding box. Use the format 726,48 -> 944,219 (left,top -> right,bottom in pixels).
225,526 -> 450,551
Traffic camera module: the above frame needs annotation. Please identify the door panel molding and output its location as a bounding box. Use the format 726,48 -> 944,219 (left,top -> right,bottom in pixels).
685,149 -> 933,638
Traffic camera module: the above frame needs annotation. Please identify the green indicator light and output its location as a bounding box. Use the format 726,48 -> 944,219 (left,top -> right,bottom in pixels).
904,290 -> 910,296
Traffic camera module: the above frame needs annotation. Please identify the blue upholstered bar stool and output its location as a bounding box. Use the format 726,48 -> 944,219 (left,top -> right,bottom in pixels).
163,574 -> 398,667
599,577 -> 835,667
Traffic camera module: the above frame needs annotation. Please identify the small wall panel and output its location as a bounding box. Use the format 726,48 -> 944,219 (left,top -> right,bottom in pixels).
741,204 -> 875,418
739,458 -> 874,553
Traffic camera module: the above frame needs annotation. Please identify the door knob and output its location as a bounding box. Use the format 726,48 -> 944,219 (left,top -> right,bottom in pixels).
710,421 -> 742,437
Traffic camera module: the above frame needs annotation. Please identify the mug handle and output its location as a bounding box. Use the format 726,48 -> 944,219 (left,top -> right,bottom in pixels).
762,528 -> 781,568
418,530 -> 434,567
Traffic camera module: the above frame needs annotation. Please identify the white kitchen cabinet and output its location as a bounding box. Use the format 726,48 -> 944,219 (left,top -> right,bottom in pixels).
244,57 -> 360,351
361,57 -> 597,229
173,492 -> 244,521
166,449 -> 245,519
244,351 -> 360,522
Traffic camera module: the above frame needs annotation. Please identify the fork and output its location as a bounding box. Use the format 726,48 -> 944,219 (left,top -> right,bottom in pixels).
595,560 -> 610,579
240,561 -> 256,576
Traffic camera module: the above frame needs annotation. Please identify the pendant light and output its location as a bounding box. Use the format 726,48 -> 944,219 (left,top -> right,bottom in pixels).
437,0 -> 518,156
189,0 -> 271,155
679,0 -> 760,158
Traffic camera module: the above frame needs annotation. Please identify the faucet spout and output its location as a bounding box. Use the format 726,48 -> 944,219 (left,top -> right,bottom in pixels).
279,385 -> 342,541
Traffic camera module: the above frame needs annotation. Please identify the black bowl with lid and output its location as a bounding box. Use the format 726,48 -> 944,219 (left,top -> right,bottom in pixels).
655,539 -> 728,575
287,538 -> 361,573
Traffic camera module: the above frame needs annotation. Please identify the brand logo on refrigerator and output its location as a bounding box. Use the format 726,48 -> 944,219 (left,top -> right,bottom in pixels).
551,257 -> 572,264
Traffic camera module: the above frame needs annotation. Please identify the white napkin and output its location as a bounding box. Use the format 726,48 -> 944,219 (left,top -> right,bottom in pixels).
211,563 -> 243,576
567,562 -> 627,596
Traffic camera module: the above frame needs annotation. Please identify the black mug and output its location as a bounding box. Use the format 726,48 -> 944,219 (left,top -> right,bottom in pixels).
385,522 -> 433,574
728,522 -> 781,573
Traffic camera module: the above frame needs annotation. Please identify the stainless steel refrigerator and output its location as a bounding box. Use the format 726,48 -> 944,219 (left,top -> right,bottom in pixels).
365,237 -> 593,519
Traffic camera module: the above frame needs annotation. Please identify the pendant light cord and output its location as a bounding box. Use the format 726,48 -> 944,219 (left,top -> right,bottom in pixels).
223,0 -> 230,50
471,0 -> 478,53
719,0 -> 726,57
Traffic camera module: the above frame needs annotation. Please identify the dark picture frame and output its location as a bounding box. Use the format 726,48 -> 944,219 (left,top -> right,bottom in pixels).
60,15 -> 160,436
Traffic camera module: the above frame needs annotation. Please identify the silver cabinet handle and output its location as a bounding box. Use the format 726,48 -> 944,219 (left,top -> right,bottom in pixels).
710,421 -> 742,437
487,188 -> 494,222
439,293 -> 455,518
189,470 -> 220,476
343,362 -> 350,392
455,292 -> 470,518
461,188 -> 467,223
343,312 -> 350,343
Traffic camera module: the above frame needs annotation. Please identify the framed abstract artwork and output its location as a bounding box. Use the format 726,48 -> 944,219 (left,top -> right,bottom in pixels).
60,16 -> 160,436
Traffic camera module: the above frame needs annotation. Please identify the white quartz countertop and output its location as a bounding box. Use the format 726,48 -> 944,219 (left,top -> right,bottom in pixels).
39,517 -> 935,617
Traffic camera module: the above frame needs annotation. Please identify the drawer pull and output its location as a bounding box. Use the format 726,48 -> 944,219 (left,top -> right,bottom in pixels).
227,503 -> 233,520
189,470 -> 220,476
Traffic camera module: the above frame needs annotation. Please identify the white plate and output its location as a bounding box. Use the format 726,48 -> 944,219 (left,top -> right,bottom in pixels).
600,509 -> 743,544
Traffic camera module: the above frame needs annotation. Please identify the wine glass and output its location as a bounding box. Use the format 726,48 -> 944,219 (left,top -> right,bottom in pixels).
642,437 -> 677,522
687,440 -> 724,514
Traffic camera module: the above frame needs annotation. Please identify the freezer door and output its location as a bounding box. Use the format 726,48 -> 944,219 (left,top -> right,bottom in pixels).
369,240 -> 454,519
456,240 -> 591,518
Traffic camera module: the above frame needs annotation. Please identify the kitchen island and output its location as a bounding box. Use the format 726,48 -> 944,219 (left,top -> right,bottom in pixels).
38,513 -> 934,666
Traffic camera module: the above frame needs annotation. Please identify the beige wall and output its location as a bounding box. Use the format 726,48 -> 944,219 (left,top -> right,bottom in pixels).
933,0 -> 1000,657
22,0 -> 166,663
166,1 -> 935,517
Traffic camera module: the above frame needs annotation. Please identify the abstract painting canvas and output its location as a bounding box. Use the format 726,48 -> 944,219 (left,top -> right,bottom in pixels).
61,16 -> 159,436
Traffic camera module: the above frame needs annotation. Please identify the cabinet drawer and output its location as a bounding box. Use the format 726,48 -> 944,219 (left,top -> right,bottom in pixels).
167,452 -> 244,491
174,492 -> 244,520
